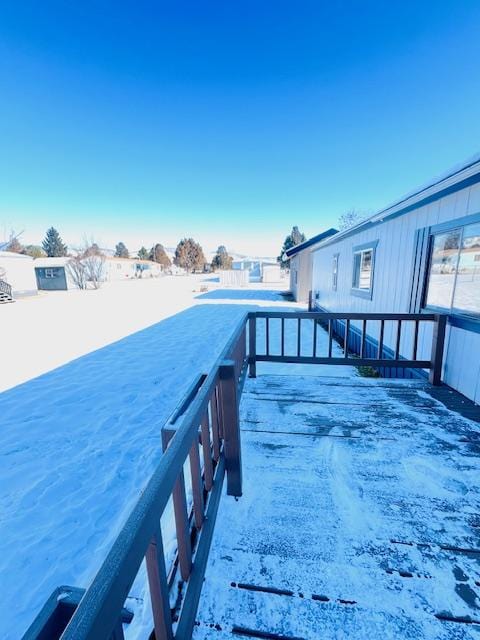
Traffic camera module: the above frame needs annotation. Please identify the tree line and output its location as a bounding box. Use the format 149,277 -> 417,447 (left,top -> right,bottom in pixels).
5,228 -> 235,273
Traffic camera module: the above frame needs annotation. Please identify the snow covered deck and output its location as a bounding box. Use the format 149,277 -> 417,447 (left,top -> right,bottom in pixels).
194,373 -> 480,639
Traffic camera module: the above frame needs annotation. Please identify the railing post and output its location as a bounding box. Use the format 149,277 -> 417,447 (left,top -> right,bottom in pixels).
219,360 -> 242,497
248,314 -> 257,378
145,526 -> 174,640
429,314 -> 447,386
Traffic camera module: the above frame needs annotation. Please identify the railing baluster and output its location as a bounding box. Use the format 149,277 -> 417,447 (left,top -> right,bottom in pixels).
313,319 -> 317,358
395,320 -> 402,360
200,414 -> 214,492
248,314 -> 256,378
344,319 -> 350,358
412,320 -> 419,361
266,317 -> 270,356
281,317 -> 285,357
210,394 -> 221,462
328,319 -> 333,358
161,431 -> 192,582
360,319 -> 366,358
377,320 -> 384,359
189,438 -> 204,530
297,318 -> 301,357
145,525 -> 174,640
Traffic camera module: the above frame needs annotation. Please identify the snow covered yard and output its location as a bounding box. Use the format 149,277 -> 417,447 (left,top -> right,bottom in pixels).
0,277 -> 295,639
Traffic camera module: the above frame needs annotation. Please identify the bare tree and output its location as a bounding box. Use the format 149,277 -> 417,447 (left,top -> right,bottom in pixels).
82,243 -> 106,289
338,209 -> 368,231
66,240 -> 106,290
66,255 -> 87,289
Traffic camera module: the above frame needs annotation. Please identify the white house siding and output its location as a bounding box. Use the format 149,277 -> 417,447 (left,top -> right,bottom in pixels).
312,180 -> 480,404
289,253 -> 312,302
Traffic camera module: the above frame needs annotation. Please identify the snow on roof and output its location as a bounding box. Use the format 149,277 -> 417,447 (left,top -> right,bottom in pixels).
285,227 -> 338,258
0,250 -> 33,260
33,257 -> 70,267
313,152 -> 480,251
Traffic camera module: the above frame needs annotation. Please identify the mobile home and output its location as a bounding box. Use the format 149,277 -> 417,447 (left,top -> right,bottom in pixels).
285,227 -> 337,302
311,155 -> 480,403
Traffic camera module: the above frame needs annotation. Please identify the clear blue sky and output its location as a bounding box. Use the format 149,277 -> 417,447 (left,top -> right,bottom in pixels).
1,1 -> 480,256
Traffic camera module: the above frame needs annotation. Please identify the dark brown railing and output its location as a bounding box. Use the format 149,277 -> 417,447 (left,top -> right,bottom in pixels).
23,315 -> 248,640
248,311 -> 447,385
23,310 -> 446,640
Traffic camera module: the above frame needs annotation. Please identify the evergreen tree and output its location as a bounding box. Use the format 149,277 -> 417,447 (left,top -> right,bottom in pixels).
114,242 -> 129,258
42,227 -> 68,257
149,243 -> 171,267
211,245 -> 233,271
277,226 -> 306,268
137,246 -> 149,260
174,238 -> 206,272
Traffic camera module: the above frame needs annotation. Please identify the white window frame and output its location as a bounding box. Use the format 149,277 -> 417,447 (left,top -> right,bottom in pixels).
351,241 -> 377,299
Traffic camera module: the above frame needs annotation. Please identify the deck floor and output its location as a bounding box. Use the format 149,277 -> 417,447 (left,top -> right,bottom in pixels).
193,374 -> 480,640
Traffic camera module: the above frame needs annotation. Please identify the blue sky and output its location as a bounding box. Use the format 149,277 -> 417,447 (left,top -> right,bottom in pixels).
1,1 -> 480,256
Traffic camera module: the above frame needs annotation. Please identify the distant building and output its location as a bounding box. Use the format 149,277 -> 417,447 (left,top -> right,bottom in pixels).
261,264 -> 282,283
0,251 -> 37,297
285,228 -> 338,302
34,256 -> 163,290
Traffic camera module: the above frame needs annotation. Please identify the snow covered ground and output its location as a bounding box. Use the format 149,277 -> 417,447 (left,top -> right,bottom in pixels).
0,276 -> 309,639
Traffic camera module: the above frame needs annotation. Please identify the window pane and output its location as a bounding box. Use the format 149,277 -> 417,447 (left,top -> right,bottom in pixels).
426,230 -> 461,309
358,249 -> 372,289
332,255 -> 338,290
452,223 -> 480,313
352,253 -> 361,287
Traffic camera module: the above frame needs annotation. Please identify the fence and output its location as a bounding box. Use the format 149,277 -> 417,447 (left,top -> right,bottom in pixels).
248,311 -> 447,385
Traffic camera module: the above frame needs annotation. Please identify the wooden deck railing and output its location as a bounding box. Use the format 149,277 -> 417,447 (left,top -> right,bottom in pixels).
23,309 -> 447,640
248,311 -> 447,385
23,316 -> 248,640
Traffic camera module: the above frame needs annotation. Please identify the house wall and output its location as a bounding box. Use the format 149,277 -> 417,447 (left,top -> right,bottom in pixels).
290,253 -> 312,302
0,253 -> 37,296
312,181 -> 480,404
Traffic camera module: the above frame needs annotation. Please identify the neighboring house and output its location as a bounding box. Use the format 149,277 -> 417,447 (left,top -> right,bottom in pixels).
311,154 -> 480,403
105,257 -> 163,280
285,228 -> 338,302
0,251 -> 38,297
34,256 -> 164,290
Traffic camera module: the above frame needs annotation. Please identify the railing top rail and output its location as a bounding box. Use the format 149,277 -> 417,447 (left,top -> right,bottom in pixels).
60,313 -> 249,640
251,311 -> 439,321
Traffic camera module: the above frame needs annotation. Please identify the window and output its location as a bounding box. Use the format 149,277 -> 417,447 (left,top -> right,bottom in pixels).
332,254 -> 339,291
425,221 -> 480,315
45,268 -> 57,279
351,242 -> 377,298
